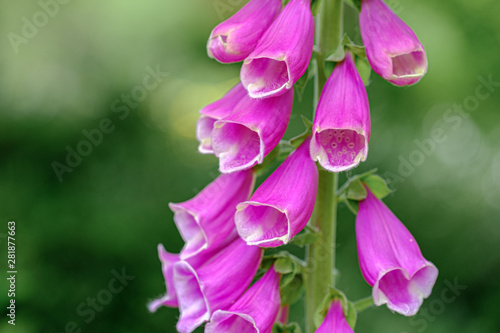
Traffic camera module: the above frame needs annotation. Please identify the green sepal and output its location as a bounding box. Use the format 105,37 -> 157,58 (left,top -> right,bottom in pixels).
290,225 -> 322,247
261,251 -> 306,306
345,199 -> 359,214
288,115 -> 313,149
346,179 -> 367,200
272,322 -> 303,333
294,56 -> 316,101
282,0 -> 292,7
311,0 -> 321,16
362,174 -> 392,199
314,288 -> 357,330
355,56 -> 372,86
280,273 -> 305,305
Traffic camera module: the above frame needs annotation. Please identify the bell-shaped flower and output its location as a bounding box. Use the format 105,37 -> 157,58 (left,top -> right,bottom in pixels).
240,0 -> 314,98
356,186 -> 438,316
197,83 -> 248,154
205,265 -> 281,333
207,0 -> 282,63
315,299 -> 354,333
212,88 -> 294,173
174,237 -> 263,333
310,52 -> 370,172
235,137 -> 318,247
148,244 -> 180,312
359,0 -> 427,86
169,170 -> 255,259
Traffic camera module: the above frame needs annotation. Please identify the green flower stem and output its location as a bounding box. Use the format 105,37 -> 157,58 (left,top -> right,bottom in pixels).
305,0 -> 343,332
353,296 -> 375,313
305,171 -> 338,332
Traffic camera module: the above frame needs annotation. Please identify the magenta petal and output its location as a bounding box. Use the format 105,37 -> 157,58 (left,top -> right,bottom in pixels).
311,52 -> 370,172
148,244 -> 180,312
235,138 -> 318,247
360,0 -> 427,86
197,83 -> 248,154
241,0 -> 314,98
356,186 -> 438,316
205,266 -> 281,333
212,88 -> 294,173
315,299 -> 354,333
207,0 -> 282,63
174,238 -> 263,333
169,170 -> 255,259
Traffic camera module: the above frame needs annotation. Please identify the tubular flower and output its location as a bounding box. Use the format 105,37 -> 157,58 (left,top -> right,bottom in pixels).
174,238 -> 263,333
235,137 -> 318,247
315,299 -> 354,333
207,0 -> 282,63
197,83 -> 248,154
240,0 -> 314,98
148,244 -> 180,312
212,88 -> 294,173
169,170 -> 255,259
359,0 -> 427,86
205,265 -> 281,333
310,52 -> 370,172
356,186 -> 438,316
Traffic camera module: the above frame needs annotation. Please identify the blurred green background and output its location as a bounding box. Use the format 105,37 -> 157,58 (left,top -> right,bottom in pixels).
1,0 -> 499,332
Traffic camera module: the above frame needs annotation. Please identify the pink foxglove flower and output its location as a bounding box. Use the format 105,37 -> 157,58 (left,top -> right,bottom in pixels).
356,186 -> 438,316
359,0 -> 427,86
148,244 -> 180,312
197,83 -> 248,154
205,265 -> 281,333
169,170 -> 255,259
310,52 -> 370,172
235,138 -> 318,247
315,299 -> 354,333
207,0 -> 282,63
212,88 -> 294,173
174,237 -> 263,333
240,0 -> 314,98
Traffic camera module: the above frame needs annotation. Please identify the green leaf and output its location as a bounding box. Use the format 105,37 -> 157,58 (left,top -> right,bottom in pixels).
272,322 -> 303,333
346,179 -> 367,200
361,174 -> 392,199
290,225 -> 322,247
